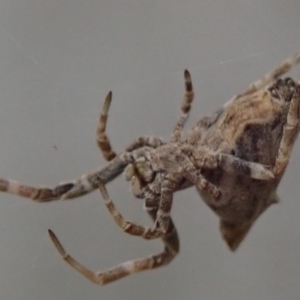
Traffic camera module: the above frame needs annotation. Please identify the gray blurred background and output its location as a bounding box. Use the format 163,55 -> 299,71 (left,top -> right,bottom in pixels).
0,1 -> 300,300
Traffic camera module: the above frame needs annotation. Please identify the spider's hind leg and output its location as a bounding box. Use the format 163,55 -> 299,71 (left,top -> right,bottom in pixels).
228,53 -> 300,104
273,80 -> 300,176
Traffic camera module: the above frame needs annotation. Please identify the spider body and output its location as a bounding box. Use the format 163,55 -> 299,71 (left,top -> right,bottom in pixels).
1,54 -> 300,285
192,82 -> 295,250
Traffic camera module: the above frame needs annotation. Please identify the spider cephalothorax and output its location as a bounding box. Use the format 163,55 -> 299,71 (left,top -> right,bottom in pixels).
1,54 -> 300,285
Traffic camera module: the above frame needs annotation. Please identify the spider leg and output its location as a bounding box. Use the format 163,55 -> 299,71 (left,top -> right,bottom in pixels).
61,147 -> 152,199
228,53 -> 300,104
0,179 -> 75,202
145,197 -> 179,262
218,153 -> 274,180
0,144 -> 156,202
48,197 -> 179,285
274,83 -> 300,176
98,167 -> 179,240
96,91 -> 117,161
0,156 -> 127,201
190,145 -> 274,180
182,162 -> 221,200
171,69 -> 194,143
98,180 -> 164,239
58,146 -> 156,201
152,174 -> 179,233
96,91 -> 165,161
0,86 -> 165,202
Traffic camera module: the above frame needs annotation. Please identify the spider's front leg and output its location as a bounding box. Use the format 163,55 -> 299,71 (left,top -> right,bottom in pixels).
189,144 -> 275,180
181,145 -> 275,202
179,153 -> 221,200
217,153 -> 274,180
273,80 -> 300,176
228,53 -> 300,105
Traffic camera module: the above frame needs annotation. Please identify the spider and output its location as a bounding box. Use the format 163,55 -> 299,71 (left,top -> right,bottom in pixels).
1,53 -> 300,285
